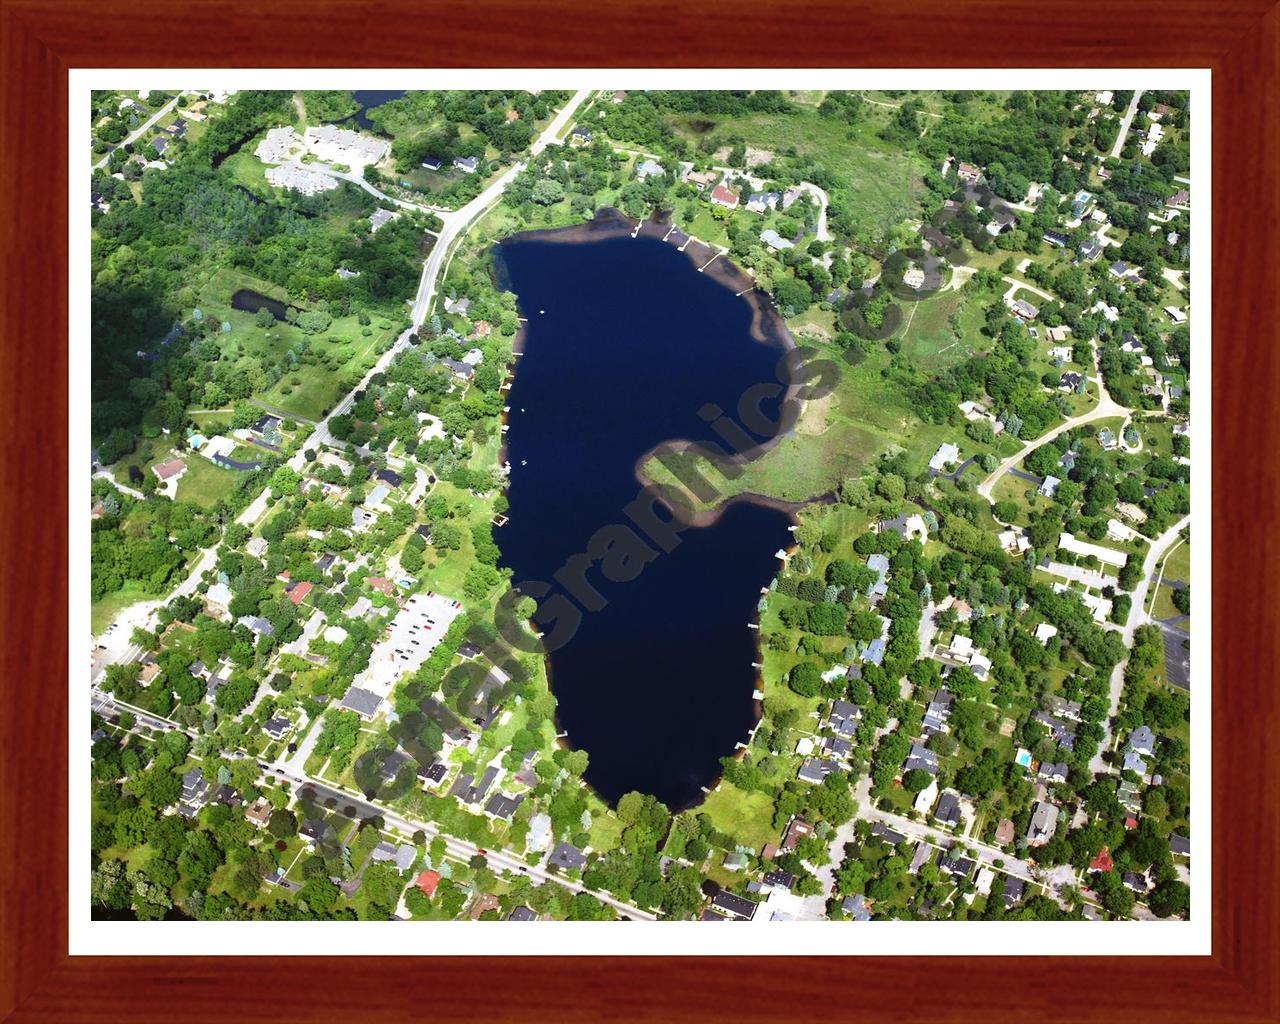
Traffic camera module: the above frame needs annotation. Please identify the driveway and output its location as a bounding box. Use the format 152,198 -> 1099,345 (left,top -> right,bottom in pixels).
1110,90 -> 1144,159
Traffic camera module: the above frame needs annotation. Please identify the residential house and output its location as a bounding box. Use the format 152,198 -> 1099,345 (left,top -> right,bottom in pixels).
842,893 -> 872,921
933,790 -> 963,829
928,442 -> 961,473
1025,800 -> 1058,847
245,797 -> 273,828
548,842 -> 587,872
780,818 -> 813,853
635,159 -> 665,181
760,228 -> 793,252
745,191 -> 781,213
685,169 -> 718,191
826,698 -> 861,739
994,819 -> 1016,846
484,792 -> 524,820
797,758 -> 839,784
865,553 -> 890,599
1038,475 -> 1061,498
415,870 -> 441,897
709,182 -> 740,210
339,686 -> 382,720
879,512 -> 929,543
369,208 -> 400,232
922,690 -> 955,737
905,743 -> 939,777
263,717 -> 290,741
709,891 -> 757,921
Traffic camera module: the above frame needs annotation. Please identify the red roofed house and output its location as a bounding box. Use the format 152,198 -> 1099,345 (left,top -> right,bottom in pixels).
152,458 -> 187,482
286,581 -> 313,606
415,870 -> 440,898
1124,816 -> 1139,831
470,893 -> 501,919
366,576 -> 395,598
1089,846 -> 1114,872
710,182 -> 740,210
781,817 -> 813,853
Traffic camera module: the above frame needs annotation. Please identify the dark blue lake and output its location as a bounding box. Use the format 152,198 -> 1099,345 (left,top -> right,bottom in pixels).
350,90 -> 406,132
494,216 -> 797,809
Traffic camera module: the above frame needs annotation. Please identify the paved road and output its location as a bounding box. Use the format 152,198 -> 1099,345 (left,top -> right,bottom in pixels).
1110,90 -> 1144,159
93,90 -> 590,648
92,467 -> 144,500
92,689 -> 657,920
87,92 -> 642,920
1089,513 -> 1192,774
93,92 -> 185,171
1001,275 -> 1058,303
978,346 -> 1130,499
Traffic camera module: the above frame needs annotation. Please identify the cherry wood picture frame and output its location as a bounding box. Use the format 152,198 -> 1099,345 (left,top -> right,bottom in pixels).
2,1 -> 1276,1020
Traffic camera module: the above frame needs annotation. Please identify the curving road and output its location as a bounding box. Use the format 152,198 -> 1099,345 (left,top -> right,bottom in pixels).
1088,513 -> 1191,774
93,92 -> 187,172
94,88 -> 591,650
977,346 -> 1130,499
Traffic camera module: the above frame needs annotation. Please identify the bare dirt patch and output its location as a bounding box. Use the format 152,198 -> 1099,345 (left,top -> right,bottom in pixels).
797,391 -> 836,436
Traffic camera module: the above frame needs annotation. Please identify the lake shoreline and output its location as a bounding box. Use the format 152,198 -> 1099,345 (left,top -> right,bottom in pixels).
488,209 -> 818,811
495,207 -> 826,529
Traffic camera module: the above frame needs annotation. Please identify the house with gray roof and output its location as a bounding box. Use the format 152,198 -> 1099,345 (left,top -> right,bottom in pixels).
237,615 -> 275,637
933,790 -> 963,829
760,228 -> 793,252
549,842 -> 586,872
1127,725 -> 1156,757
905,743 -> 938,776
797,758 -> 839,784
709,890 -> 757,921
827,698 -> 861,738
1025,800 -> 1058,846
484,792 -> 524,820
339,686 -> 382,720
635,158 -> 665,180
842,893 -> 872,921
866,553 -> 890,599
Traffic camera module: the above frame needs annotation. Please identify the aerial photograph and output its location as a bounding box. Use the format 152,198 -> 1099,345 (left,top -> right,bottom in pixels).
87,86 -> 1194,925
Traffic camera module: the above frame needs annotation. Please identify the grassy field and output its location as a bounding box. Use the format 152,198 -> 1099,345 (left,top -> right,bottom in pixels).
894,287 -> 970,374
91,581 -> 152,633
112,438 -> 244,509
175,454 -> 242,507
666,105 -> 927,240
192,267 -> 399,421
641,332 -> 1001,510
699,780 -> 778,853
